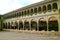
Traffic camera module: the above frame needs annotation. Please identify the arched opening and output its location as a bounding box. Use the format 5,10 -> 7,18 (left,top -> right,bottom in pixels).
47,4 -> 51,10
39,18 -> 47,31
18,12 -> 21,16
30,9 -> 33,15
19,21 -> 23,30
43,6 -> 46,11
11,22 -> 14,29
48,16 -> 58,31
8,22 -> 10,29
53,3 -> 58,9
24,21 -> 30,30
15,22 -> 18,29
27,10 -> 29,15
3,23 -> 5,28
24,11 -> 26,16
34,8 -> 37,13
38,7 -> 41,12
31,21 -> 37,31
22,11 -> 24,16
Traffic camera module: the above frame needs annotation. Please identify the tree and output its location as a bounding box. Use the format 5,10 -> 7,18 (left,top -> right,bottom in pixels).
0,16 -> 3,31
58,9 -> 60,31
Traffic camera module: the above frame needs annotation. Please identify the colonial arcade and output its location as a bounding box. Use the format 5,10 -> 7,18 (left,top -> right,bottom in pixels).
3,0 -> 59,31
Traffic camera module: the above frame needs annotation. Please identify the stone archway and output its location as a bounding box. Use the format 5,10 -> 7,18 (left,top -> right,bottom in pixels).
15,21 -> 18,29
24,21 -> 30,30
3,23 -> 7,29
3,23 -> 5,29
39,21 -> 47,31
38,18 -> 47,31
11,22 -> 14,29
5,23 -> 7,29
48,16 -> 58,31
8,22 -> 10,29
19,21 -> 23,30
31,21 -> 37,31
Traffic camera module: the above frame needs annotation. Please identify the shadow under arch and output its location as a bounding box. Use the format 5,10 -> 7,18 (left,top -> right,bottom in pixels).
19,21 -> 23,30
24,21 -> 30,30
8,22 -> 10,29
15,21 -> 18,29
31,19 -> 37,31
38,18 -> 47,31
3,22 -> 7,29
48,16 -> 58,31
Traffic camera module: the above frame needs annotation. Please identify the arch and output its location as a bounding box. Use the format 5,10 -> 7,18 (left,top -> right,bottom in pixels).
27,10 -> 29,15
15,21 -> 18,29
53,3 -> 58,9
22,11 -> 24,16
8,22 -> 10,29
38,19 -> 47,31
43,6 -> 46,11
3,23 -> 7,29
48,16 -> 57,21
34,8 -> 37,13
24,21 -> 30,30
38,7 -> 41,12
18,12 -> 21,16
24,11 -> 27,16
47,4 -> 51,10
5,22 -> 7,29
30,9 -> 33,15
11,22 -> 14,29
19,21 -> 23,30
48,16 -> 58,31
31,20 -> 37,31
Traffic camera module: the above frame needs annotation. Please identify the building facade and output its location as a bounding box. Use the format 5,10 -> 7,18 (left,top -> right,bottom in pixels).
2,0 -> 60,31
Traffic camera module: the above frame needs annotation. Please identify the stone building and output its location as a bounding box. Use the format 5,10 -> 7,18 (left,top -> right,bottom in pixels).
2,0 -> 60,31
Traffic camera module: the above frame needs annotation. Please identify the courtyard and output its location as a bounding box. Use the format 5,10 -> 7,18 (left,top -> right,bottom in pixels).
0,31 -> 60,40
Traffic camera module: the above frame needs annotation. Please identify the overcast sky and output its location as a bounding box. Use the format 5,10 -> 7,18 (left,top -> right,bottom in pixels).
0,0 -> 43,15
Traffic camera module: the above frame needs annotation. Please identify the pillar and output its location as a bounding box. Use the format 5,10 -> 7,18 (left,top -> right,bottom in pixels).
18,21 -> 19,30
37,20 -> 39,31
29,21 -> 31,30
58,15 -> 60,32
46,19 -> 49,31
10,22 -> 11,29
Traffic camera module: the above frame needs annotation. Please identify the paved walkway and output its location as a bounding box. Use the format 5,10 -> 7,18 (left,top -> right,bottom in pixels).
0,31 -> 60,40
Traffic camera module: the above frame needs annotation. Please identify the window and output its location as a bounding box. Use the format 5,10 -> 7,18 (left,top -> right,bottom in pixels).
43,6 -> 46,11
53,3 -> 58,9
47,4 -> 51,10
31,9 -> 33,13
27,10 -> 29,15
38,7 -> 41,12
34,8 -> 37,13
24,11 -> 26,16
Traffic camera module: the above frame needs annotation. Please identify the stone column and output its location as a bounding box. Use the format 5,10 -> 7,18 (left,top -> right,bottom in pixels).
14,22 -> 15,29
18,21 -> 19,30
47,20 -> 49,31
10,22 -> 11,29
29,21 -> 31,30
37,20 -> 39,31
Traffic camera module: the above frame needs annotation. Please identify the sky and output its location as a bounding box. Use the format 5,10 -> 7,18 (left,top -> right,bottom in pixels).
0,0 -> 43,15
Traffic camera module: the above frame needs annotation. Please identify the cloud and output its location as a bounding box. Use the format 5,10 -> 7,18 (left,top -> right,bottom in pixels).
0,0 -> 43,15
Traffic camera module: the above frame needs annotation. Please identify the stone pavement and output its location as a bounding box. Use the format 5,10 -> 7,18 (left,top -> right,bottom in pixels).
0,29 -> 60,40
